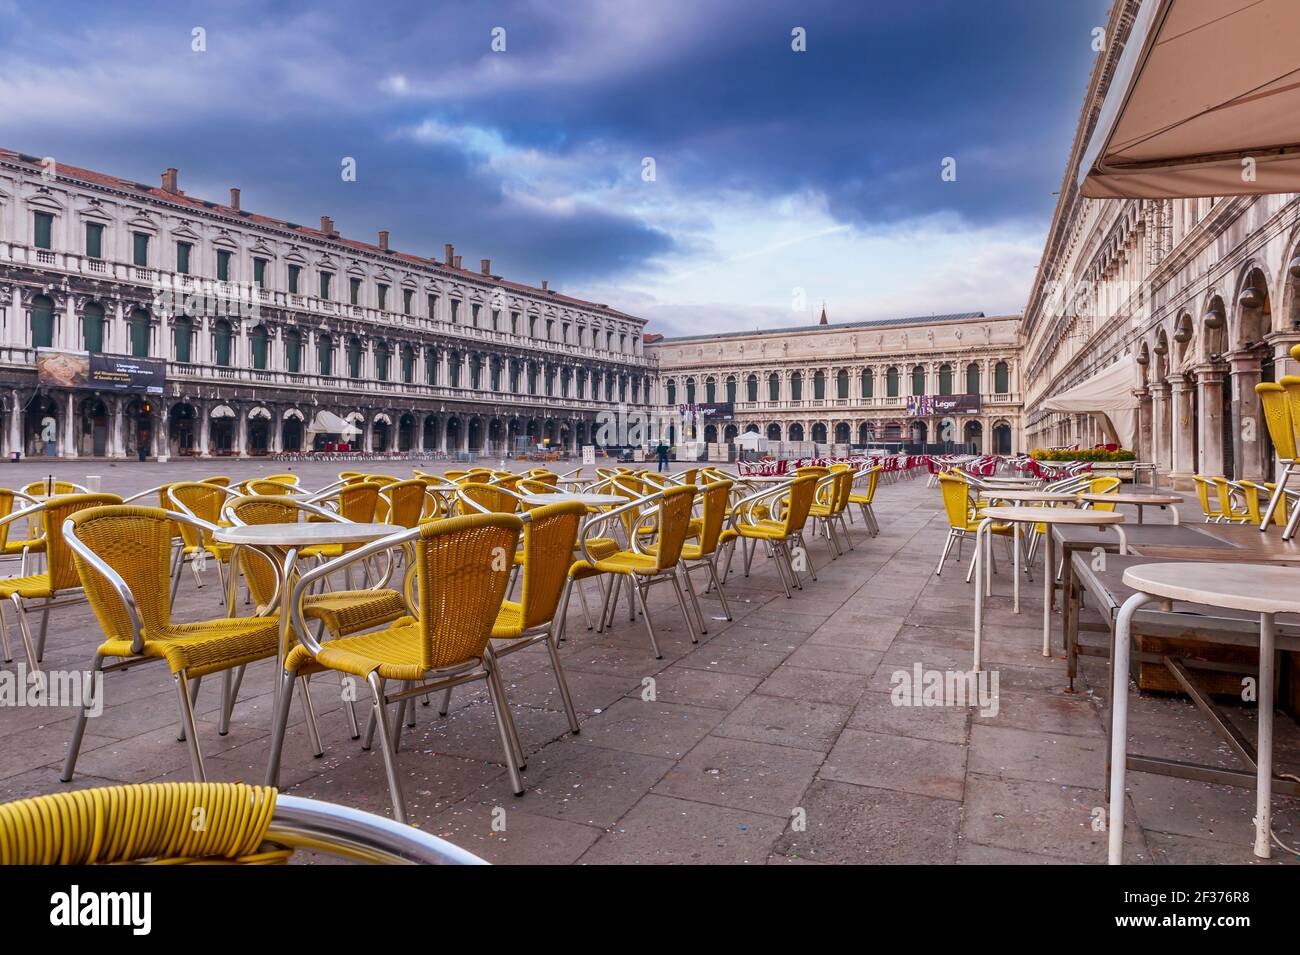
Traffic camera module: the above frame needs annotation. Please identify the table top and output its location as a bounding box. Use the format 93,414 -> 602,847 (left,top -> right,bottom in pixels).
1079,492 -> 1183,506
1121,561 -> 1300,614
980,476 -> 1041,484
981,506 -> 1125,525
214,522 -> 399,546
739,475 -> 794,483
983,490 -> 1080,503
1053,522 -> 1231,550
520,492 -> 626,507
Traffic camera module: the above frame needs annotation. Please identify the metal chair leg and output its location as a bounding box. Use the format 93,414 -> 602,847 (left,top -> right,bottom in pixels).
679,564 -> 707,636
670,570 -> 700,642
484,663 -> 525,796
299,675 -> 324,757
633,580 -> 662,658
706,557 -> 732,620
366,674 -> 408,822
265,668 -> 297,786
61,653 -> 104,782
174,669 -> 205,781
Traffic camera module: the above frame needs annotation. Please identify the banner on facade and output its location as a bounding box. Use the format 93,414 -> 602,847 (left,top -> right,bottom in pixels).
36,350 -> 166,395
905,394 -> 981,416
689,402 -> 735,423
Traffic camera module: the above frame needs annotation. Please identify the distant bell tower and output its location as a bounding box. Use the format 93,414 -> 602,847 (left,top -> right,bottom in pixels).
818,303 -> 828,325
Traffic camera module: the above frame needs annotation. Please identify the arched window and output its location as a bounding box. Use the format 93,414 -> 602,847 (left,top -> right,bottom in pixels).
250,325 -> 268,370
317,334 -> 333,375
426,348 -> 438,385
174,317 -> 194,363
911,365 -> 925,396
812,422 -> 827,443
767,422 -> 781,441
995,361 -> 1010,394
746,374 -> 758,402
705,376 -> 716,403
938,363 -> 953,395
725,375 -> 737,404
768,372 -> 779,401
685,377 -> 696,405
836,368 -> 849,399
861,368 -> 874,398
401,346 -> 416,384
129,308 -> 151,358
790,371 -> 803,401
347,337 -> 363,379
284,328 -> 301,373
82,303 -> 105,352
212,319 -> 232,367
375,342 -> 390,381
666,379 -> 677,405
813,370 -> 825,400
30,295 -> 54,348
886,366 -> 899,397
966,362 -> 980,395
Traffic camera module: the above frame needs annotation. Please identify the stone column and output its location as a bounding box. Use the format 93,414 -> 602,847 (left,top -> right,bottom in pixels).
198,402 -> 211,459
235,408 -> 249,458
1194,365 -> 1225,478
1169,377 -> 1196,483
1149,382 -> 1171,475
1228,353 -> 1266,481
1135,388 -> 1153,464
7,390 -> 21,457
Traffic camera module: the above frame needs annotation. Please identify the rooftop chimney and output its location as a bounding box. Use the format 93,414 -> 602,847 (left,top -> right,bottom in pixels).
541,280 -> 549,291
480,258 -> 491,275
229,187 -> 241,211
444,243 -> 454,265
378,230 -> 390,251
320,215 -> 335,235
454,255 -> 462,269
161,168 -> 180,194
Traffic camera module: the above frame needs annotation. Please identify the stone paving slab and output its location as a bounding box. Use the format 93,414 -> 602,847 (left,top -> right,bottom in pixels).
1,460 -> 1297,864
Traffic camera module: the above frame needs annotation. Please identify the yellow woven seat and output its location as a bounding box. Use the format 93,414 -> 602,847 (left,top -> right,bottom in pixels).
98,617 -> 279,678
286,621 -> 428,681
0,574 -> 53,599
590,550 -> 661,574
303,588 -> 407,637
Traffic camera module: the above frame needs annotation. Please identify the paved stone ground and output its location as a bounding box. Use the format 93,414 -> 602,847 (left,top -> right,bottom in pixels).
0,459 -> 1297,864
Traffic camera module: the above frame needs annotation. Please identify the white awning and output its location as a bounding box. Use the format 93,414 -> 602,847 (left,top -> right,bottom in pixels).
307,410 -> 361,437
1040,358 -> 1140,448
733,430 -> 765,447
1080,0 -> 1300,198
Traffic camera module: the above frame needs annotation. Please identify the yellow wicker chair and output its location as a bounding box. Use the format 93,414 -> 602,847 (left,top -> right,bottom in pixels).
0,488 -> 45,578
455,481 -> 520,515
934,473 -> 1012,579
1210,476 -> 1252,524
299,482 -> 380,563
571,485 -> 700,658
719,474 -> 819,598
0,783 -> 485,864
808,468 -> 856,557
1255,381 -> 1296,529
167,481 -> 239,598
649,478 -> 734,631
0,493 -> 122,672
1190,475 -> 1224,522
267,513 -> 525,820
847,465 -> 882,535
61,505 -> 282,782
381,479 -> 429,529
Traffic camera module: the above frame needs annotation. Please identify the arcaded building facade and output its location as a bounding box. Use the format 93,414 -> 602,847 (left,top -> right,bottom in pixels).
0,149 -> 651,460
1022,0 -> 1300,485
647,312 -> 1023,454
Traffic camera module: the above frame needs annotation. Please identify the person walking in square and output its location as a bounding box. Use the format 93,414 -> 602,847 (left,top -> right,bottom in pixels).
656,440 -> 669,473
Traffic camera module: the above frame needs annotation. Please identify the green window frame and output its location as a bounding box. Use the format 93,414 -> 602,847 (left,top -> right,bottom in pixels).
403,289 -> 413,315
216,249 -> 232,282
284,330 -> 301,373
377,285 -> 388,311
347,338 -> 362,379
349,277 -> 361,305
213,320 -> 232,366
30,296 -> 54,348
129,309 -> 150,357
33,212 -> 53,249
254,257 -> 267,288
85,222 -> 104,259
966,363 -> 980,394
132,232 -> 149,267
251,326 -> 268,370
886,367 -> 899,397
173,318 -> 192,362
995,361 -> 1010,394
82,303 -> 105,352
319,271 -> 332,300
176,242 -> 191,275
288,265 -> 301,294
317,335 -> 332,375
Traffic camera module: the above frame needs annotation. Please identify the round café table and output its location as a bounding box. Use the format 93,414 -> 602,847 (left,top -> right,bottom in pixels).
1079,491 -> 1182,525
213,521 -> 400,707
977,491 -> 1088,612
1107,562 -> 1291,864
973,506 -> 1126,671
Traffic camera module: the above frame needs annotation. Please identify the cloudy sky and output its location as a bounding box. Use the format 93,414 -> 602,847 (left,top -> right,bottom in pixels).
0,0 -> 1110,336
